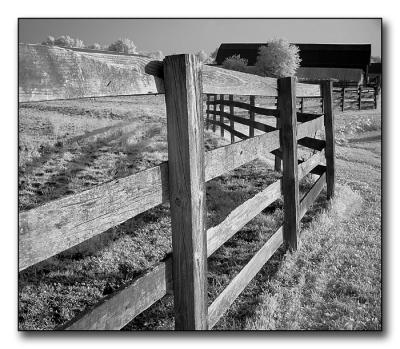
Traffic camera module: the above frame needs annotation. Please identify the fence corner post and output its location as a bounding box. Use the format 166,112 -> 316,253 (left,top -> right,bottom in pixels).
321,80 -> 336,200
163,54 -> 208,330
278,76 -> 299,251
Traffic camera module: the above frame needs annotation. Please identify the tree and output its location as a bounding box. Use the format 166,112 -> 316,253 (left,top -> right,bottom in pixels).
108,38 -> 137,54
222,54 -> 248,72
54,35 -> 75,48
371,56 -> 381,63
255,39 -> 301,78
88,43 -> 102,50
147,50 -> 164,60
42,36 -> 55,46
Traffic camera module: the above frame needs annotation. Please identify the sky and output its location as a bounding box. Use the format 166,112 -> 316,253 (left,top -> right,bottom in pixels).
18,18 -> 381,57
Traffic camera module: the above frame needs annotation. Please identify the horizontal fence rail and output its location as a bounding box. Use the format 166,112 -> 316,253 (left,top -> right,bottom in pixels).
19,44 -> 321,102
19,50 -> 334,331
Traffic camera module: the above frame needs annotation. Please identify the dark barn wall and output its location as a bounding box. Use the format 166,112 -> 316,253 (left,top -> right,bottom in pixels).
215,43 -> 371,72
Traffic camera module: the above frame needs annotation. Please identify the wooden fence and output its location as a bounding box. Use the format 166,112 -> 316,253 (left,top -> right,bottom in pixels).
18,44 -> 335,330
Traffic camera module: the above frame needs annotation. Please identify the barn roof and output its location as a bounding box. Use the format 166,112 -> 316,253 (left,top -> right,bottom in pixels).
215,43 -> 371,70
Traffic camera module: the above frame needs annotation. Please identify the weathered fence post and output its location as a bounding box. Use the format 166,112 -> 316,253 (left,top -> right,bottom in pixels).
321,80 -> 336,200
212,94 -> 216,132
206,94 -> 210,130
229,95 -> 235,143
249,95 -> 255,137
358,85 -> 362,110
278,77 -> 299,250
163,54 -> 208,330
220,94 -> 225,138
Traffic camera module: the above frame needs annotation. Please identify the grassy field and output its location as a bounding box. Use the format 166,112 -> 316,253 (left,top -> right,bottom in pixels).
18,95 -> 381,330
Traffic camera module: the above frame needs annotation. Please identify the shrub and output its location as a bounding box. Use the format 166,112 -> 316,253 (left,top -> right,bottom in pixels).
108,38 -> 137,54
41,36 -> 55,46
196,50 -> 215,64
147,51 -> 164,60
54,35 -> 75,48
255,39 -> 301,78
222,54 -> 248,72
88,43 -> 102,50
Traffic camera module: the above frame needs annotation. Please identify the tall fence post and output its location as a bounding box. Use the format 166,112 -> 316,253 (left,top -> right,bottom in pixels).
212,94 -> 216,132
206,94 -> 210,130
321,80 -> 336,200
220,94 -> 225,138
274,96 -> 282,172
163,54 -> 208,330
249,95 -> 255,137
358,85 -> 362,110
229,95 -> 235,143
278,77 -> 299,250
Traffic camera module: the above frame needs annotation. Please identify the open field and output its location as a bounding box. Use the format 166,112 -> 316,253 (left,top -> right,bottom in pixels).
18,95 -> 381,330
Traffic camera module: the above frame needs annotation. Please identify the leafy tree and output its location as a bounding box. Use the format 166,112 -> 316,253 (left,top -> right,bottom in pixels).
108,38 -> 137,54
41,36 -> 55,46
88,43 -> 102,50
370,56 -> 381,63
255,39 -> 301,78
146,51 -> 164,60
54,35 -> 75,48
222,54 -> 248,72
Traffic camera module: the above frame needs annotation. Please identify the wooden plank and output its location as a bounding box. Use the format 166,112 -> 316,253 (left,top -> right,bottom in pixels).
204,129 -> 280,182
297,137 -> 326,151
18,44 -> 164,102
321,80 -> 336,199
229,95 -> 235,143
297,151 -> 325,179
208,226 -> 283,329
279,77 -> 300,251
163,54 -> 208,330
299,172 -> 327,218
63,257 -> 173,330
249,95 -> 255,137
297,115 -> 325,140
209,99 -> 279,117
208,119 -> 249,140
207,180 -> 282,256
18,163 -> 169,272
208,110 -> 276,133
310,165 -> 326,176
19,44 -> 322,102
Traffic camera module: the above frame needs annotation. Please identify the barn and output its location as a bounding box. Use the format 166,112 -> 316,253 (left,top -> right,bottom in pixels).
215,43 -> 371,85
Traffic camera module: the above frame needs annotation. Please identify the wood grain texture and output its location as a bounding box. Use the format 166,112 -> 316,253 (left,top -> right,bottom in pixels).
19,45 -> 322,102
18,163 -> 169,272
209,99 -> 279,117
297,115 -> 325,140
321,80 -> 336,199
207,109 -> 276,133
279,77 -> 300,251
299,172 -> 327,218
297,151 -> 326,179
63,258 -> 173,330
204,130 -> 280,182
208,226 -> 283,329
163,54 -> 208,330
207,180 -> 282,257
19,44 -> 164,102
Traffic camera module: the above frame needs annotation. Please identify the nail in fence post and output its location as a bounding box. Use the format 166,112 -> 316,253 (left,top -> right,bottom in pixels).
229,95 -> 235,143
321,80 -> 336,200
278,77 -> 299,251
163,54 -> 208,330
